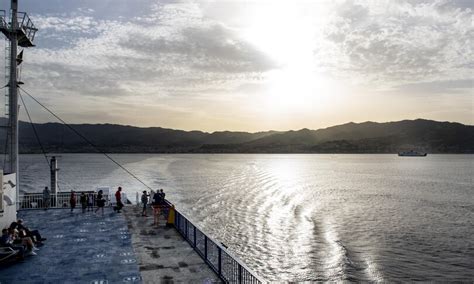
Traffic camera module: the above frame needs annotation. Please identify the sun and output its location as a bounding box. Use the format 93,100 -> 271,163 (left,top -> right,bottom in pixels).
264,68 -> 315,112
240,1 -> 335,114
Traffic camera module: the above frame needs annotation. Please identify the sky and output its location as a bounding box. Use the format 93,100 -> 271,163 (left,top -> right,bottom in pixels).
0,0 -> 472,132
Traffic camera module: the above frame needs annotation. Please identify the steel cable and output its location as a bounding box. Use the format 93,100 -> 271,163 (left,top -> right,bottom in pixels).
19,86 -> 154,191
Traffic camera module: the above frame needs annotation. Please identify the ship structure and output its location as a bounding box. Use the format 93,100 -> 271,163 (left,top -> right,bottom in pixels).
0,0 -> 37,229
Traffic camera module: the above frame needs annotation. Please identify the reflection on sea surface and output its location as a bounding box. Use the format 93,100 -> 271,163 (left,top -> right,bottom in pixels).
19,154 -> 474,281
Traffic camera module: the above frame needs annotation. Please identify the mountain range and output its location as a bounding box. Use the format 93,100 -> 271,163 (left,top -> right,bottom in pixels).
0,118 -> 472,153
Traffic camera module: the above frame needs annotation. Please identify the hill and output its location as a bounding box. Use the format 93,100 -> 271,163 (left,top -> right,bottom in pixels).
0,119 -> 472,153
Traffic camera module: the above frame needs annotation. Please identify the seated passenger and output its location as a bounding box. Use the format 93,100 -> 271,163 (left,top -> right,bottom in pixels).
8,227 -> 38,255
16,219 -> 46,243
1,228 -> 26,259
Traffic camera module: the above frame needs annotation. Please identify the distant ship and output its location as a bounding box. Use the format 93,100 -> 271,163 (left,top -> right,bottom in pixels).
398,150 -> 427,157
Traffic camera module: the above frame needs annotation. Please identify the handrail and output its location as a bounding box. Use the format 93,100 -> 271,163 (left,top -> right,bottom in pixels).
165,199 -> 265,283
0,11 -> 37,44
0,10 -> 7,30
18,192 -> 111,209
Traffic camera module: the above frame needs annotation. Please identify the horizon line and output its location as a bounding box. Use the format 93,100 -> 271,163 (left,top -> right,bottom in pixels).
4,117 -> 472,134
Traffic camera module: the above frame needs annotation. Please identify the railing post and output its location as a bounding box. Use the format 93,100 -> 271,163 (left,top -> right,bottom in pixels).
238,264 -> 243,283
178,215 -> 181,233
174,211 -> 178,229
185,219 -> 188,240
218,247 -> 222,276
204,236 -> 208,260
193,226 -> 196,248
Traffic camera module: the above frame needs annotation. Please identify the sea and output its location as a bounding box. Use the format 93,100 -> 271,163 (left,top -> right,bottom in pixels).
17,154 -> 474,281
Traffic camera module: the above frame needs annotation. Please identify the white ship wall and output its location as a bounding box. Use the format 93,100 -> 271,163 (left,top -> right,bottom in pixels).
0,172 -> 17,229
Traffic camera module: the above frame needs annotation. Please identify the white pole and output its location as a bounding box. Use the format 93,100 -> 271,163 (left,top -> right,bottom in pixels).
8,0 -> 19,209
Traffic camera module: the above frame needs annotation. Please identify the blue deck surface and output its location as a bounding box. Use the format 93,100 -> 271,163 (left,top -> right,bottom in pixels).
0,208 -> 142,284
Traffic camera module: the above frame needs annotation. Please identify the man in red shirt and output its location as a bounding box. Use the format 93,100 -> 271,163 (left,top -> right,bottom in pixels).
114,187 -> 123,213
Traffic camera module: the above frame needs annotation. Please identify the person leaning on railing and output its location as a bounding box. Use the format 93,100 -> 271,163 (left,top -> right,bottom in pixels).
42,186 -> 50,210
152,190 -> 163,225
152,192 -> 160,225
151,189 -> 169,225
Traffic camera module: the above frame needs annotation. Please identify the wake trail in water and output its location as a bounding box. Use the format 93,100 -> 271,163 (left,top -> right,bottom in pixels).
317,218 -> 381,282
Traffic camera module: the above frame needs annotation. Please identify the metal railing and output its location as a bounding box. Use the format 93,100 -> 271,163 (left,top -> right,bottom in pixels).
17,12 -> 37,41
0,10 -> 6,30
0,10 -> 37,42
18,192 -> 110,209
18,192 -> 264,283
170,201 -> 264,283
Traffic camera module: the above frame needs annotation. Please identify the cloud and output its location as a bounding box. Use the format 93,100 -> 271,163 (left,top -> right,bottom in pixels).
34,15 -> 99,33
394,79 -> 472,94
315,0 -> 473,87
119,24 -> 275,73
20,0 -> 276,105
4,0 -> 471,130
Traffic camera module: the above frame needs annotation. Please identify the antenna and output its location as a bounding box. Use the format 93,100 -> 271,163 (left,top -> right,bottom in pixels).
0,0 -> 37,208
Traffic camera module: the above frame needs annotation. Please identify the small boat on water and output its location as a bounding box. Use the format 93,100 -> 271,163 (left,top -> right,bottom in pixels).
398,150 -> 427,157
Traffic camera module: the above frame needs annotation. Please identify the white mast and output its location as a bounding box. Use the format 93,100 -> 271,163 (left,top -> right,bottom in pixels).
0,0 -> 37,208
8,0 -> 19,195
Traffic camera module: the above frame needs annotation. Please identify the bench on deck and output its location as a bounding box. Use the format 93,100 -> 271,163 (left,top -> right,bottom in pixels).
0,246 -> 22,264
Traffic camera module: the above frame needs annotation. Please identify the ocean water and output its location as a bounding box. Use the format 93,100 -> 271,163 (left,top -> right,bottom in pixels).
18,154 -> 474,281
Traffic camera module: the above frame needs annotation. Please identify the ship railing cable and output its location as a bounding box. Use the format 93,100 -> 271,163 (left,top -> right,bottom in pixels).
18,86 -> 154,192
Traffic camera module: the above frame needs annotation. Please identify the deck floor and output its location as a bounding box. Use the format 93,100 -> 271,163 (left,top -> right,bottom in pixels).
123,205 -> 220,283
0,208 -> 141,283
0,206 -> 219,284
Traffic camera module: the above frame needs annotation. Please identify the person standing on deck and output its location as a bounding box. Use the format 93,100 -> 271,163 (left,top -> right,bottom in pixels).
80,192 -> 87,213
114,187 -> 123,213
159,189 -> 166,204
95,190 -> 105,216
152,190 -> 162,225
42,186 -> 50,210
87,192 -> 94,211
141,191 -> 149,217
152,190 -> 162,208
70,191 -> 76,212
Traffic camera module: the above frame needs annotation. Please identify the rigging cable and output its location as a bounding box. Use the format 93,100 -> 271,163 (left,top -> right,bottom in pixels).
18,89 -> 77,192
19,90 -> 66,192
18,90 -> 50,168
19,86 -> 154,191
